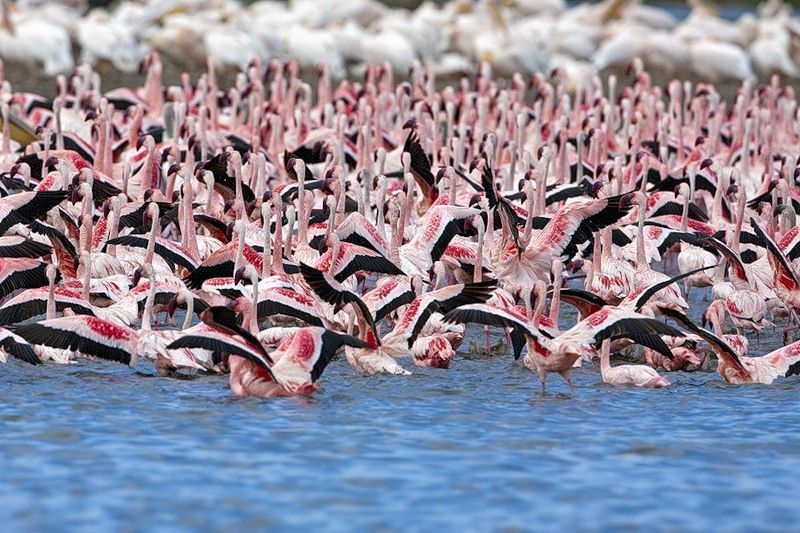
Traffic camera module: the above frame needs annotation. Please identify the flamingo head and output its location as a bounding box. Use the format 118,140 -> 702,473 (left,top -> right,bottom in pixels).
586,180 -> 604,198
143,202 -> 160,226
402,117 -> 417,130
227,296 -> 250,315
44,156 -> 59,172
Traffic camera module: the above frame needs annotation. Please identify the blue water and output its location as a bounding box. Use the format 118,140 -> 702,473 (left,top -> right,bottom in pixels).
2,299 -> 800,530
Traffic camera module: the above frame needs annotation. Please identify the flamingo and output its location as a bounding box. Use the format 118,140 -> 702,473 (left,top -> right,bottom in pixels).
599,339 -> 670,388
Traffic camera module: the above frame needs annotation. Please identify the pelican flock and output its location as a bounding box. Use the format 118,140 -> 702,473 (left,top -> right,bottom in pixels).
2,0 -> 800,84
2,36 -> 800,397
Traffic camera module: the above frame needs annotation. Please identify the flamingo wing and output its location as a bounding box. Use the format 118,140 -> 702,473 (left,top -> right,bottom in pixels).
257,288 -> 325,327
624,264 -> 716,312
533,194 -> 631,260
105,234 -> 199,271
167,324 -> 275,378
183,242 -> 237,289
750,217 -> 800,291
411,205 -> 479,264
300,263 -> 378,340
330,244 -> 404,282
0,329 -> 41,365
443,303 -> 550,359
364,278 -> 415,323
0,287 -> 94,326
200,306 -> 273,363
336,212 -> 389,257
11,315 -> 136,365
0,237 -> 52,258
0,259 -> 53,299
403,128 -> 437,202
563,307 -> 683,360
694,233 -> 749,283
661,308 -> 749,376
312,329 -> 372,381
554,288 -> 608,320
0,190 -> 69,235
398,279 -> 497,347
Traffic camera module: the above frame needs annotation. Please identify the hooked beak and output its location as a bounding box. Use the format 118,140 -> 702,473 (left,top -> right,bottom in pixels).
132,267 -> 142,287
167,296 -> 178,318
234,266 -> 246,285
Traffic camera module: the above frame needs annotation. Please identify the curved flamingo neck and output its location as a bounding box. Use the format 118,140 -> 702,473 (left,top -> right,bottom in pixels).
599,345 -> 611,376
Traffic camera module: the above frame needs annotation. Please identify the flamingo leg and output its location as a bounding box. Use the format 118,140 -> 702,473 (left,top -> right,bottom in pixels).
559,369 -> 575,395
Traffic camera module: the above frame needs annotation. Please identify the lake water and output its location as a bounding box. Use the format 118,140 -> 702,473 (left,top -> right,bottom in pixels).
2,286 -> 799,531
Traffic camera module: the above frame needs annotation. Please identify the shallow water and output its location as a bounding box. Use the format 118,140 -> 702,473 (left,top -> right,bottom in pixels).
2,288 -> 800,531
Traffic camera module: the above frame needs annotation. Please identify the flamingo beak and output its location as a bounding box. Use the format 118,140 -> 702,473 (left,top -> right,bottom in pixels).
167,296 -> 178,318
132,268 -> 142,286
570,259 -> 584,274
401,117 -> 417,130
234,267 -> 245,285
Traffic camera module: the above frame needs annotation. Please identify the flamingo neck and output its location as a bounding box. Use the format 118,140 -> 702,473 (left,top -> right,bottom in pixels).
283,207 -> 296,258
297,173 -> 307,244
473,225 -> 484,283
249,273 -> 259,334
234,223 -> 246,273
549,278 -> 561,332
599,347 -> 611,376
533,286 -> 546,323
262,209 -> 272,278
680,192 -> 689,232
271,208 -> 285,275
584,260 -> 594,290
731,193 -> 746,253
181,293 -> 194,330
82,259 -> 91,301
636,200 -> 646,268
375,181 -> 387,239
46,276 -> 56,320
140,277 -> 157,332
144,212 -> 159,265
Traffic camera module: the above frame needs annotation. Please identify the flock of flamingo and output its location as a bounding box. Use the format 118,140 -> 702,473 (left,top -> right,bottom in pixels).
3,0 -> 800,84
0,49 -> 799,398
